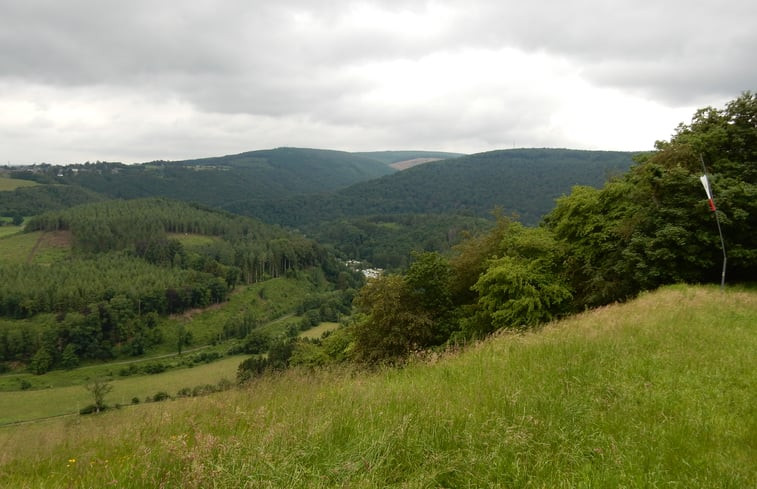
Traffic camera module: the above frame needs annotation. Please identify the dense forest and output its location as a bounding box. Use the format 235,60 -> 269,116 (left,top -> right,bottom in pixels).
226,149 -> 635,227
0,184 -> 104,218
2,148 -> 635,269
0,198 -> 360,372
300,213 -> 494,270
3,148 -> 399,211
2,149 -> 630,229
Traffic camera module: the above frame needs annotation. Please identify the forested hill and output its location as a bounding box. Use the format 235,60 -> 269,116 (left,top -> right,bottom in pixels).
228,148 -> 636,227
5,198 -> 353,318
5,148 -> 398,212
0,184 -> 105,217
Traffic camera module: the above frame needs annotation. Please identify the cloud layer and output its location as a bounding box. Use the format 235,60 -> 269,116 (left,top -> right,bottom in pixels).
1,0 -> 754,164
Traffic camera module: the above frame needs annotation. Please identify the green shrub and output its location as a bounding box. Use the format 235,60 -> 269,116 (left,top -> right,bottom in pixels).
151,391 -> 170,402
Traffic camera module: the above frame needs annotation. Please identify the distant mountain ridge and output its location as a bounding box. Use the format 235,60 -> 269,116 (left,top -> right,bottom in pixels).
62,148 -> 400,205
3,148 -> 636,229
228,148 -> 637,227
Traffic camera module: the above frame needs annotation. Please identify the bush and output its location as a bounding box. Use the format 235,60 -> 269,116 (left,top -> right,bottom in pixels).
141,363 -> 166,374
237,356 -> 269,383
217,378 -> 233,391
79,404 -> 101,415
191,351 -> 222,364
191,384 -> 218,397
119,364 -> 139,377
151,391 -> 171,402
243,331 -> 270,354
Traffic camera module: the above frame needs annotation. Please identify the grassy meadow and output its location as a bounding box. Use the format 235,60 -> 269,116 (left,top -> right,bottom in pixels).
0,176 -> 38,191
0,355 -> 244,425
0,223 -> 22,239
299,321 -> 340,339
1,285 -> 754,488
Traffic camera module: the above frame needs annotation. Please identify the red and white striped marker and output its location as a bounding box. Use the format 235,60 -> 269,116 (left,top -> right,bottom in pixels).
699,175 -> 716,212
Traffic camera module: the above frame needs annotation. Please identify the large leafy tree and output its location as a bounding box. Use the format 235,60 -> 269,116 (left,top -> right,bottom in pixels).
546,92 -> 757,307
352,252 -> 456,362
461,223 -> 572,337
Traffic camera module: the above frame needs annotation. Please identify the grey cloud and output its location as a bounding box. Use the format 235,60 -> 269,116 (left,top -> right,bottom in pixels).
1,0 -> 753,164
446,0 -> 757,103
6,0 -> 752,109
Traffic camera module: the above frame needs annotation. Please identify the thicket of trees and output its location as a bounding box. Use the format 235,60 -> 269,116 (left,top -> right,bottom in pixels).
545,91 -> 757,306
0,184 -> 104,218
302,213 -> 493,270
24,198 -> 330,280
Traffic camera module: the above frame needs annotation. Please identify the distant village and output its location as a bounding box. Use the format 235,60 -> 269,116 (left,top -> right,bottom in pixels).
345,259 -> 382,279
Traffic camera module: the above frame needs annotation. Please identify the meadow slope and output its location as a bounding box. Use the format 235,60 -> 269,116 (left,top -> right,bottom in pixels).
0,285 -> 755,488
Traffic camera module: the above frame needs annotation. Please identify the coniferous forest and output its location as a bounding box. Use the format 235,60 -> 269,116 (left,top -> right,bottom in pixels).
0,198 -> 358,372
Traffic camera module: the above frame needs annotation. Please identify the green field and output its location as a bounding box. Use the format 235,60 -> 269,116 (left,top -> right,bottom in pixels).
1,285 -> 754,488
0,176 -> 38,191
0,229 -> 72,264
300,321 -> 340,339
0,223 -> 22,239
0,355 -> 245,425
0,275 -> 320,422
0,230 -> 40,263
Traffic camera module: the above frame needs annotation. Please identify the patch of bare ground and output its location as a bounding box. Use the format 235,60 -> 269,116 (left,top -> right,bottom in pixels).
41,230 -> 73,248
172,302 -> 226,321
26,230 -> 72,263
390,157 -> 442,170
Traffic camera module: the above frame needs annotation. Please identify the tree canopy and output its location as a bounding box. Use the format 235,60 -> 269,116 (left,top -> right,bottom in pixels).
545,91 -> 757,306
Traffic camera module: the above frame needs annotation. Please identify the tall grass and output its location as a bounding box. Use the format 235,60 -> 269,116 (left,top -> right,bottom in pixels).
1,285 -> 754,488
0,356 -> 245,425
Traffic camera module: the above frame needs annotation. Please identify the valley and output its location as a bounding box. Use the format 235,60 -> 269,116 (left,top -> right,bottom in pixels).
0,93 -> 756,487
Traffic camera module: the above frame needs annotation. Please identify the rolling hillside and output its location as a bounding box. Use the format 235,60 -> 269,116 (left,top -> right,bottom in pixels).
1,148 -> 398,216
0,184 -> 105,217
58,148 -> 396,205
1,285 -> 754,487
229,148 -> 636,227
4,148 -> 634,229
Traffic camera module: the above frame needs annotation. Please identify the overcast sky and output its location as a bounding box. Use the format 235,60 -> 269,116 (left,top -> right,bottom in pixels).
1,0 -> 754,165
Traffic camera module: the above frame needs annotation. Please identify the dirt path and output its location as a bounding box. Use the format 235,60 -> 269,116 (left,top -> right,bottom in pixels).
25,230 -> 72,263
26,233 -> 44,264
73,345 -> 213,371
